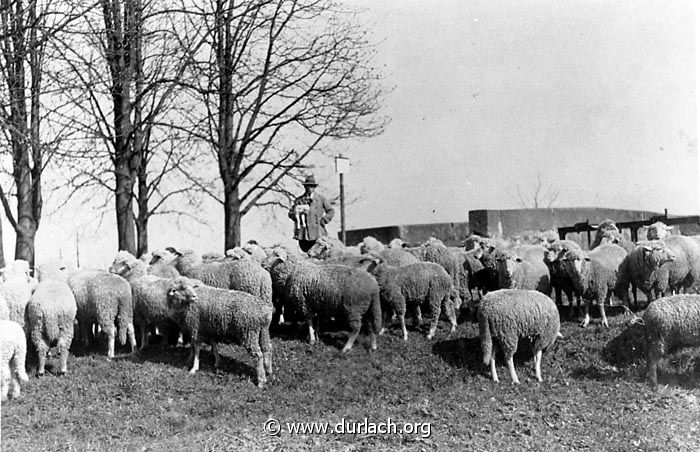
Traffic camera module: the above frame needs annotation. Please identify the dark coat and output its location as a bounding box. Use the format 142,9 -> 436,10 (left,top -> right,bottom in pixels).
288,192 -> 335,241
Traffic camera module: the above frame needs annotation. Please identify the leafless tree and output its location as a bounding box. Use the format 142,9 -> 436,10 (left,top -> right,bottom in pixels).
516,172 -> 561,209
174,0 -> 387,249
54,0 -> 205,256
0,0 -> 90,266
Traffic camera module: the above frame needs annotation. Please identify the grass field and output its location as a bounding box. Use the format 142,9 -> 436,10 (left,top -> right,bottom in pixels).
2,307 -> 700,451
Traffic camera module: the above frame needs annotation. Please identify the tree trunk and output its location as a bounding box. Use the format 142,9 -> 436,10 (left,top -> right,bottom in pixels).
135,168 -> 148,258
115,162 -> 136,254
223,187 -> 241,251
0,215 -> 4,268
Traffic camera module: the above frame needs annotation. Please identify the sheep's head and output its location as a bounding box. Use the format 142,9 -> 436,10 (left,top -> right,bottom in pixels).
646,221 -> 673,241
225,247 -> 251,261
167,277 -> 201,312
599,230 -> 623,247
151,248 -> 180,265
562,248 -> 590,279
388,238 -> 407,249
359,236 -> 385,254
34,260 -> 68,282
495,251 -> 522,278
109,250 -> 138,276
1,259 -> 31,283
464,235 -> 486,251
262,247 -> 289,270
638,241 -> 676,269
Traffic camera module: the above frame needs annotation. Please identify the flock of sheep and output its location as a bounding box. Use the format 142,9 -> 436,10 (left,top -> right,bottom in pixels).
2,218 -> 700,402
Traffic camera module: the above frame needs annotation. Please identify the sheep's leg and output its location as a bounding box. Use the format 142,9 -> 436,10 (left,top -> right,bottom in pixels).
188,341 -> 201,374
1,377 -> 9,401
444,297 -> 457,335
307,317 -> 317,345
341,316 -> 362,353
260,328 -> 273,379
278,305 -> 285,325
211,341 -> 220,369
398,313 -> 408,341
57,334 -> 72,375
647,341 -> 663,388
10,374 -> 20,399
427,297 -> 442,340
534,349 -> 543,382
36,341 -> 48,377
414,305 -> 423,326
506,355 -> 520,384
599,295 -> 610,328
580,301 -> 591,328
127,323 -> 137,353
490,355 -> 499,383
137,323 -> 148,351
380,308 -> 393,335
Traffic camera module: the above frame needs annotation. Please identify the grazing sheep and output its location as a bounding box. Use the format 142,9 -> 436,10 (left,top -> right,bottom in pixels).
477,289 -> 561,384
399,238 -> 462,309
166,248 -> 272,304
365,259 -> 457,340
27,268 -> 77,376
166,277 -> 273,387
285,259 -> 381,351
642,294 -> 700,387
563,244 -> 627,328
478,289 -> 561,384
0,319 -> 29,401
545,240 -> 583,317
0,259 -> 34,328
66,270 -> 137,358
495,249 -> 550,294
614,241 -> 676,306
109,251 -> 183,349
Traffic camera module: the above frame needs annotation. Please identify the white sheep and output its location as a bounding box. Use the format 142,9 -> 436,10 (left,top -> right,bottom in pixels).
27,267 -> 77,376
0,259 -> 34,329
478,289 -> 562,384
166,277 -> 273,387
642,294 -> 700,387
0,319 -> 29,401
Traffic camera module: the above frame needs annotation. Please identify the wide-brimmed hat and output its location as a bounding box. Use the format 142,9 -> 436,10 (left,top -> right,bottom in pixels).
302,174 -> 318,186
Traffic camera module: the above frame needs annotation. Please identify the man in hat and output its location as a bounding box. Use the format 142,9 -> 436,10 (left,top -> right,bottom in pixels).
288,174 -> 335,252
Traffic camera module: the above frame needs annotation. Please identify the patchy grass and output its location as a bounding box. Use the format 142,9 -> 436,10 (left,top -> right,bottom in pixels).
2,308 -> 700,451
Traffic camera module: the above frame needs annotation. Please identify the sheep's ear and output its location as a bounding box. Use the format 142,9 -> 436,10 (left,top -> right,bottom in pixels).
641,244 -> 653,252
515,257 -> 523,262
166,246 -> 182,257
584,257 -> 591,262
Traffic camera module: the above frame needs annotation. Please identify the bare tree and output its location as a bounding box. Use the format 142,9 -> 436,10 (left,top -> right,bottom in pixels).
176,0 -> 387,250
516,172 -> 561,209
0,0 -> 89,266
55,0 -> 205,256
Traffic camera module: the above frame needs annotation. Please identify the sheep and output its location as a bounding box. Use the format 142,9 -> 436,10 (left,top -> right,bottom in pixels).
614,241 -> 676,306
545,240 -> 583,317
495,249 -> 550,294
166,277 -> 273,387
563,244 -> 627,328
644,221 -> 674,241
27,266 -> 77,376
0,319 -> 29,401
660,235 -> 700,294
359,236 -> 386,254
598,229 -> 635,254
0,259 -> 34,328
66,270 -> 137,358
642,294 -> 700,387
364,259 -> 457,340
166,248 -> 272,305
109,250 -> 183,350
306,236 -> 360,259
464,234 -> 487,252
461,247 -> 485,302
285,259 -> 382,352
242,240 -> 267,264
478,289 -> 561,384
261,247 -> 306,325
590,219 -> 619,249
147,249 -> 180,278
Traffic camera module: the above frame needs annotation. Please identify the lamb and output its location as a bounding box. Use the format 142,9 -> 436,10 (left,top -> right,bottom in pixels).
27,264 -> 78,376
364,259 -> 457,341
614,241 -> 676,306
0,259 -> 34,328
495,249 -> 550,294
545,240 -> 582,317
109,250 -> 182,349
66,269 -> 137,358
285,259 -> 382,352
166,277 -> 273,387
478,289 -> 561,383
563,244 -> 627,327
0,319 -> 29,401
166,247 -> 272,305
642,294 -> 700,387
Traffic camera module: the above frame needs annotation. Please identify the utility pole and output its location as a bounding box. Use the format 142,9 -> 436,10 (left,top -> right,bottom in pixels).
335,155 -> 350,245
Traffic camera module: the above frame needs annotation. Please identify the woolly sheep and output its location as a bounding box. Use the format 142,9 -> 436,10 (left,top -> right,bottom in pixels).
147,249 -> 180,278
285,259 -> 381,352
109,251 -> 183,349
365,259 -> 457,340
478,289 -> 561,384
614,241 -> 676,306
306,236 -> 360,259
645,221 -> 674,241
598,229 -> 635,254
242,240 -> 267,264
464,235 -> 487,252
66,270 -> 137,358
166,248 -> 272,305
461,248 -> 485,303
0,319 -> 29,401
0,259 -> 34,328
495,249 -> 550,294
589,219 -> 619,249
261,247 -> 305,325
27,268 -> 77,376
166,277 -> 273,387
359,236 -> 385,254
660,235 -> 700,294
399,238 -> 462,309
642,294 -> 700,387
563,244 -> 627,328
545,240 -> 583,316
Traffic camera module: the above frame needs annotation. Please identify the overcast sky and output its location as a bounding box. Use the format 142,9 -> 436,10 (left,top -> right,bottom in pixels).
2,0 -> 697,267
